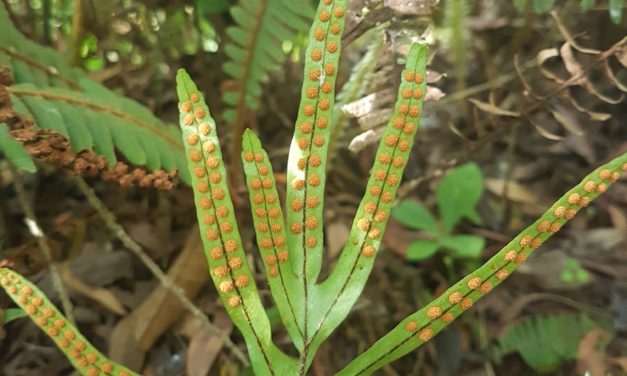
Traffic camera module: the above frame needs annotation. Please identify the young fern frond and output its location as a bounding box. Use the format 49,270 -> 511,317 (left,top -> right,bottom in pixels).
0,268 -> 137,376
241,129 -> 305,350
337,153 -> 627,375
175,70 -> 298,376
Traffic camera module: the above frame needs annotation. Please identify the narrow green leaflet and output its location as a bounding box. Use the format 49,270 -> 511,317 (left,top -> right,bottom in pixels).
337,153 -> 627,375
0,123 -> 36,172
176,70 -> 298,376
2,307 -> 27,324
241,129 -> 305,350
305,43 -> 429,366
440,235 -> 485,259
0,268 -> 138,376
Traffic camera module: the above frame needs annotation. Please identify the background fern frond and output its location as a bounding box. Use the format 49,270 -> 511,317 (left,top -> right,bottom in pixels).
492,313 -> 602,373
0,4 -> 190,184
222,0 -> 314,179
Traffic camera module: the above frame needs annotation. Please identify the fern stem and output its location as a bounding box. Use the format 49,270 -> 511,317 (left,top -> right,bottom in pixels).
9,165 -> 76,324
73,176 -> 249,366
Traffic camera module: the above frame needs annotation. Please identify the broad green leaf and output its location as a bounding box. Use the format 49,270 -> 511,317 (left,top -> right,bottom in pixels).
0,123 -> 36,172
406,240 -> 440,261
437,163 -> 483,232
392,201 -> 439,233
2,307 -> 27,324
440,235 -> 485,259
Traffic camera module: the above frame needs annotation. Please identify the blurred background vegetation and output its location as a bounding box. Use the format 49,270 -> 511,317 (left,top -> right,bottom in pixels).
0,0 -> 626,375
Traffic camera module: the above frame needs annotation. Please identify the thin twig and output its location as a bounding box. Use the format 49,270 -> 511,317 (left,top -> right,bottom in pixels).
73,177 -> 249,366
9,165 -> 76,324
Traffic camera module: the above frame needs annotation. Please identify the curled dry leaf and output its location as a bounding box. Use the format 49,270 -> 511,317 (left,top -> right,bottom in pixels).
348,127 -> 385,153
468,98 -> 520,117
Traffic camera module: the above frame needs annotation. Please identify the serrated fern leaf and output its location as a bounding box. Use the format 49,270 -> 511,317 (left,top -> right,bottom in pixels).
222,0 -> 314,179
0,4 -> 190,183
0,123 -> 36,172
0,268 -> 139,376
493,313 -> 597,373
176,69 -> 298,376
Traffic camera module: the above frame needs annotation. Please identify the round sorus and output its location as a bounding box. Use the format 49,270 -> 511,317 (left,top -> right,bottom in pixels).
186,133 -> 199,145
199,123 -> 210,136
583,180 -> 596,192
225,239 -> 238,253
311,48 -> 322,61
419,328 -> 434,341
235,275 -> 249,288
504,250 -> 517,262
362,246 -> 375,257
229,257 -> 243,270
269,267 -> 279,277
480,282 -> 493,294
448,291 -> 462,304
333,7 -> 345,17
567,193 -> 580,205
313,135 -> 325,146
599,169 -> 611,180
194,107 -> 206,119
519,235 -> 533,247
308,174 -> 321,186
467,277 -> 481,290
496,269 -> 509,280
181,102 -> 192,112
330,23 -> 341,34
460,297 -> 474,310
441,312 -> 454,323
427,306 -> 442,320
278,250 -> 289,262
405,321 -> 417,332
266,255 -> 277,266
317,117 -> 329,128
553,206 -> 566,217
291,222 -> 303,234
536,220 -> 551,232
220,281 -> 234,293
327,41 -> 338,53
319,10 -> 330,21
314,28 -> 325,40
307,237 -> 318,248
228,296 -> 242,307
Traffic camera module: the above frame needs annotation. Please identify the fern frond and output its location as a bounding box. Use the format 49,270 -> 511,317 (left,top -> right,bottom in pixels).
241,129 -> 305,350
0,4 -> 191,184
222,0 -> 314,177
493,313 -> 598,373
0,268 -> 138,376
176,70 -> 298,376
308,44 -> 429,361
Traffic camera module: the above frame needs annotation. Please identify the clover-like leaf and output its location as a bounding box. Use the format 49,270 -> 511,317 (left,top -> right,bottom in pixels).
437,163 -> 483,233
406,240 -> 440,261
392,201 -> 439,234
440,235 -> 485,259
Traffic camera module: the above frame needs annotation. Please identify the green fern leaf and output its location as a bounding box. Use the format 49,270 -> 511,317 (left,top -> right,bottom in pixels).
0,4 -> 190,183
0,123 -> 36,172
493,313 -> 598,373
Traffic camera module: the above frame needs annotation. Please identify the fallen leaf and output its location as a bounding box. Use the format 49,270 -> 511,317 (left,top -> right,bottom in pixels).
186,309 -> 233,376
577,329 -> 610,376
61,264 -> 127,315
109,227 -> 209,370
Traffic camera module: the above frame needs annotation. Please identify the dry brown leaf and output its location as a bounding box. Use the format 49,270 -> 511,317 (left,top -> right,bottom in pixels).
186,310 -> 233,376
550,11 -> 601,55
568,95 -> 611,121
528,117 -> 564,141
61,263 -> 127,316
551,102 -> 583,135
484,178 -> 544,207
536,47 -> 563,82
109,227 -> 209,370
616,45 -> 627,67
468,98 -> 520,117
577,329 -> 609,376
349,127 -> 385,153
603,59 -> 627,92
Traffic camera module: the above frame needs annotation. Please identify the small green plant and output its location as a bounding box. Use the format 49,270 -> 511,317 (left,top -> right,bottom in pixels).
392,162 -> 485,261
2,0 -> 627,375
